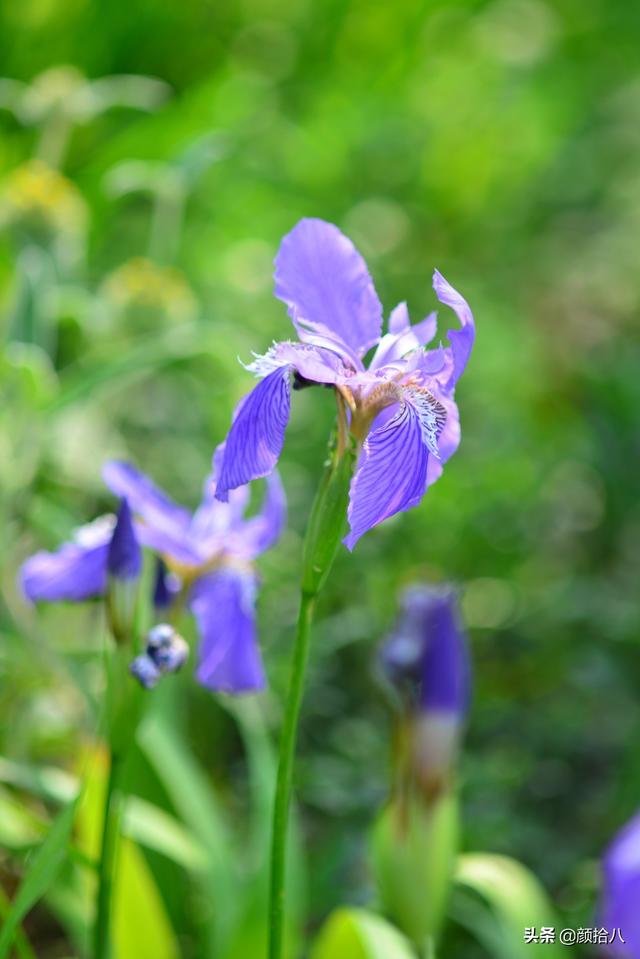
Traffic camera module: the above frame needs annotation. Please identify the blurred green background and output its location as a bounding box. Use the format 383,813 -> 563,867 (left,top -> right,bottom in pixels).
1,0 -> 639,955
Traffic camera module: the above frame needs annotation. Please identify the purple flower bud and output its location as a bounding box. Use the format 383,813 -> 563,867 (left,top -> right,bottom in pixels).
381,585 -> 470,718
107,499 -> 141,581
598,811 -> 640,955
130,654 -> 161,689
146,623 -> 189,674
381,584 -> 470,799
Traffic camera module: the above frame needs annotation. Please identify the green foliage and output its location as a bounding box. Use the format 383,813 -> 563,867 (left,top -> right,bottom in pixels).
452,853 -> 566,958
0,800 -> 76,959
310,907 -> 417,959
371,792 -> 458,946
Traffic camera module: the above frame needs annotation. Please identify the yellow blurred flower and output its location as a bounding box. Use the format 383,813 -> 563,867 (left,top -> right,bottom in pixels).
101,257 -> 197,326
0,158 -> 87,243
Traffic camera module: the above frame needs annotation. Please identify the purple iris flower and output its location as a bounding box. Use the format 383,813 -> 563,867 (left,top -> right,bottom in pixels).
102,455 -> 285,693
215,218 -> 475,549
20,457 -> 285,693
381,584 -> 470,795
21,500 -> 140,603
598,811 -> 640,956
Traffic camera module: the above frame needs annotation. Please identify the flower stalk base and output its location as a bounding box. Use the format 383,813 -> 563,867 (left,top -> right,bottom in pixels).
268,437 -> 354,959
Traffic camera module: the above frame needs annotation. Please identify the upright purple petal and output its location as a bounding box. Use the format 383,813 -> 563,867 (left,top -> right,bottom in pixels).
388,302 -> 410,335
21,540 -> 109,602
274,218 -> 383,357
215,366 -> 291,501
107,499 -> 142,581
371,304 -> 438,371
188,471 -> 248,559
432,270 -> 475,389
598,812 -> 640,956
103,461 -> 190,541
345,399 -> 432,550
190,569 -> 265,693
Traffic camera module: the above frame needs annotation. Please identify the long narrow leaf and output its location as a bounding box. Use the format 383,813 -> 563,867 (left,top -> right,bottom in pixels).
0,800 -> 76,959
453,853 -> 566,958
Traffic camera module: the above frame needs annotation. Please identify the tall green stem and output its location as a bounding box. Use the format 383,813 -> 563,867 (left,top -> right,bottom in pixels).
94,751 -> 124,959
268,428 -> 355,959
268,590 -> 316,959
93,642 -> 144,959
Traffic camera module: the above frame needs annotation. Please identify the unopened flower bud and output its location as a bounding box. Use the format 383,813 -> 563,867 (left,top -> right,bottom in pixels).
146,623 -> 188,673
380,584 -> 470,797
130,624 -> 189,689
106,499 -> 142,644
371,792 -> 458,947
107,500 -> 141,582
130,654 -> 161,689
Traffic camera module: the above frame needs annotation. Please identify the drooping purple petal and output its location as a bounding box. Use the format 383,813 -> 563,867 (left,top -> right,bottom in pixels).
425,394 -> 460,487
190,569 -> 265,693
598,812 -> 640,956
274,218 -> 383,358
231,470 -> 287,559
20,540 -> 109,602
345,399 -> 432,550
433,270 -> 475,389
215,366 -> 291,501
107,499 -> 142,581
103,461 -> 191,549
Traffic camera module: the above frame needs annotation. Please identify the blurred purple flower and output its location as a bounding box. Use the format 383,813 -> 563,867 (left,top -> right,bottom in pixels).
382,584 -> 471,714
215,218 -> 475,549
381,584 -> 470,796
20,455 -> 285,694
599,812 -> 640,956
102,455 -> 285,693
21,503 -> 139,603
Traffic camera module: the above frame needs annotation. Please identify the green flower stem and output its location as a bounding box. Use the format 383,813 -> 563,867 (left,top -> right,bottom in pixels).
268,429 -> 355,959
94,645 -> 144,959
268,589 -> 316,959
94,750 -> 124,959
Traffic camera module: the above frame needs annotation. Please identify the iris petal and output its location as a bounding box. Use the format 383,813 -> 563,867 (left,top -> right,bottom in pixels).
274,218 -> 383,358
190,569 -> 265,693
432,270 -> 475,389
233,470 -> 287,558
345,397 -> 434,550
103,461 -> 190,538
215,366 -> 291,501
21,540 -> 109,602
370,306 -> 437,371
